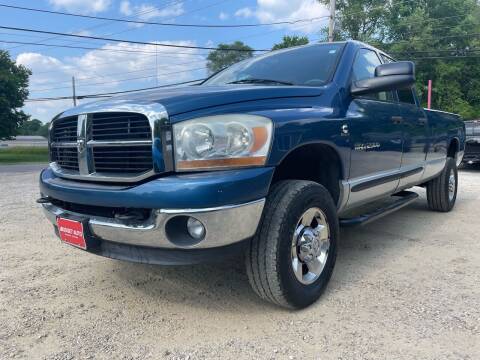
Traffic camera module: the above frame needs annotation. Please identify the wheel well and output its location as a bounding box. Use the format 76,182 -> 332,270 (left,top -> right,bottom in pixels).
271,144 -> 343,205
448,138 -> 459,158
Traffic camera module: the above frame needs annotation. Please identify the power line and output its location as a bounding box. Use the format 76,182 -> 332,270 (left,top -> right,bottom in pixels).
5,0 -> 186,51
395,32 -> 480,43
28,57 -> 208,87
28,52 -> 203,76
0,3 -> 330,29
0,25 -> 271,51
30,64 -> 199,87
25,78 -> 206,102
391,48 -> 480,55
1,17 -> 325,56
411,55 -> 480,60
0,39 -> 209,55
3,15 -> 465,56
29,66 -> 207,92
6,0 -> 236,55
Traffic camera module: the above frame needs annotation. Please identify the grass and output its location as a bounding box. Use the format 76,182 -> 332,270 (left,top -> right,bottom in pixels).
0,146 -> 49,164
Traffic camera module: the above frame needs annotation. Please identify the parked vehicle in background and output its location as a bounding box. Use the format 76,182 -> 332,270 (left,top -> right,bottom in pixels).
38,41 -> 465,309
463,120 -> 480,165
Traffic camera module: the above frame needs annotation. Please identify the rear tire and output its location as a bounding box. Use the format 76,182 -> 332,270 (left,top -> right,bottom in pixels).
245,180 -> 338,309
426,157 -> 458,212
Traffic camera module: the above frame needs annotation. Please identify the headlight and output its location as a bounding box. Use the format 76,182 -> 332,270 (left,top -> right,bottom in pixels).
173,114 -> 273,171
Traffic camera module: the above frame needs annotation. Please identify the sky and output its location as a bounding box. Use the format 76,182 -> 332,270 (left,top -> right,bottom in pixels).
0,0 -> 330,123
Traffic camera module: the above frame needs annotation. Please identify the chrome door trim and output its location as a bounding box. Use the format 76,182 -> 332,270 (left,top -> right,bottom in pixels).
339,157 -> 450,215
340,165 -> 423,213
351,165 -> 424,193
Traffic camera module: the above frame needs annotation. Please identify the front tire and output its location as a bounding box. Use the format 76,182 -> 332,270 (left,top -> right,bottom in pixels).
426,157 -> 458,212
245,180 -> 338,309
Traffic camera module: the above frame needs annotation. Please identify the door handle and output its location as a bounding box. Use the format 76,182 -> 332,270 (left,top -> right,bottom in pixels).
418,117 -> 428,125
391,116 -> 403,125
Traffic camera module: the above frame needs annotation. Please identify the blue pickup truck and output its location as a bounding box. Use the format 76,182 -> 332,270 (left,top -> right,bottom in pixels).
39,40 -> 465,309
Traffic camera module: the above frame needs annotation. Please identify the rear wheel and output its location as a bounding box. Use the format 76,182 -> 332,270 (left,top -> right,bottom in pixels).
245,180 -> 338,309
426,157 -> 458,212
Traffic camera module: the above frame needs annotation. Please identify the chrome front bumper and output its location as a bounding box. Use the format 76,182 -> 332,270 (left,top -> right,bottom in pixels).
42,199 -> 265,249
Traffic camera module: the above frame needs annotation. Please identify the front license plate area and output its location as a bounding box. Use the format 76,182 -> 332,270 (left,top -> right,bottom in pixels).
56,217 -> 87,250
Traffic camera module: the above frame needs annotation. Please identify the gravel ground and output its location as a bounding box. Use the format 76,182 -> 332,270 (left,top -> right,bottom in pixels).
1,166 -> 479,359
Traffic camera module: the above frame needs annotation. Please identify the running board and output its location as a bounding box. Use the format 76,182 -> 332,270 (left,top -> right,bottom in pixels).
339,191 -> 419,227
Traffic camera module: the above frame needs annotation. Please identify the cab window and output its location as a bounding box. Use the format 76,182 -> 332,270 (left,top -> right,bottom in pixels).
397,88 -> 417,105
352,49 -> 395,102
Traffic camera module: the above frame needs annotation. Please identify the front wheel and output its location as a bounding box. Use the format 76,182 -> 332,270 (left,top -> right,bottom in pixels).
245,180 -> 338,309
426,157 -> 458,212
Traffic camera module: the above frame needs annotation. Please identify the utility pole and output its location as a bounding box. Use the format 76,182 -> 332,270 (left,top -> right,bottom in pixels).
427,80 -> 432,109
328,0 -> 336,42
155,44 -> 158,87
72,76 -> 77,107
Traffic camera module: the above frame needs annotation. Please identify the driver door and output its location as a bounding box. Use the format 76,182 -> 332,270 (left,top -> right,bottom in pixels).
347,48 -> 404,208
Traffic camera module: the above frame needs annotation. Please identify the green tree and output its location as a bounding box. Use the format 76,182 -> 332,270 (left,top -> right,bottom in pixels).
384,0 -> 480,118
272,35 -> 309,50
17,118 -> 42,135
0,50 -> 31,139
36,122 -> 50,138
206,41 -> 253,74
318,0 -> 388,42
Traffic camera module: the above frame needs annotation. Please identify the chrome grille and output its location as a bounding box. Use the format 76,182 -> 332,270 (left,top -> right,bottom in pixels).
51,116 -> 78,142
49,111 -> 157,181
90,112 -> 153,175
50,116 -> 79,170
93,146 -> 153,173
50,146 -> 79,171
92,113 -> 151,141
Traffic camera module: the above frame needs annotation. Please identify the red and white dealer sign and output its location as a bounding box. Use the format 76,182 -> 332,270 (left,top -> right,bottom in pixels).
56,217 -> 87,250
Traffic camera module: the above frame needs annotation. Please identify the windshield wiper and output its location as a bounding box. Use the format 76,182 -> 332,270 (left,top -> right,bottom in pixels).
227,78 -> 294,86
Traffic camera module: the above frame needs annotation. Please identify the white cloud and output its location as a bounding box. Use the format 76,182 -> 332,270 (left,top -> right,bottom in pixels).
49,0 -> 111,14
119,1 -> 184,22
234,0 -> 329,34
119,0 -> 133,16
73,30 -> 93,37
235,7 -> 253,18
219,11 -> 229,21
17,42 -> 206,122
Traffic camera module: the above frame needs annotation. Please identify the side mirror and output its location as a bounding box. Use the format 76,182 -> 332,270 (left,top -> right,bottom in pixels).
351,61 -> 415,96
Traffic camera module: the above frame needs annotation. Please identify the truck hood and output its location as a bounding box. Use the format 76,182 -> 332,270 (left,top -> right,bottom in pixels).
59,85 -> 323,120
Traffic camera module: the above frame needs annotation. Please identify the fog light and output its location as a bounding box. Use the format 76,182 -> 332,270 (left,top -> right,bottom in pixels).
187,217 -> 206,240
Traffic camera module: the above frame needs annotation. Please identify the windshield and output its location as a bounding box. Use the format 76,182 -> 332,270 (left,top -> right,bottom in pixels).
203,43 -> 344,87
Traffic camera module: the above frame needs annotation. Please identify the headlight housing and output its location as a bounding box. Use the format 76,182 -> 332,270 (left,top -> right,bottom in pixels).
173,114 -> 273,171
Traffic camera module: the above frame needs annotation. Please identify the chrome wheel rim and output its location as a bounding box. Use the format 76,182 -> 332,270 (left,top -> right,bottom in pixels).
448,169 -> 456,202
291,207 -> 330,285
